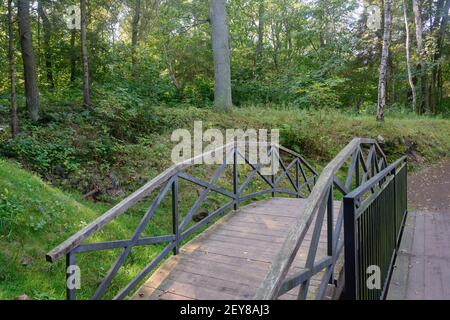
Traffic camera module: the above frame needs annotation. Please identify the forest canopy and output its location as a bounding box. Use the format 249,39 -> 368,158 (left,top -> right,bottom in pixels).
0,0 -> 448,122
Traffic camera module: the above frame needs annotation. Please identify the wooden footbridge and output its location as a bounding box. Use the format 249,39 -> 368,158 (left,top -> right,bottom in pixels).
46,138 -> 408,300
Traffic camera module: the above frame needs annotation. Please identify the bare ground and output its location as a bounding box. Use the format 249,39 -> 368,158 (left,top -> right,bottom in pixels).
408,159 -> 450,212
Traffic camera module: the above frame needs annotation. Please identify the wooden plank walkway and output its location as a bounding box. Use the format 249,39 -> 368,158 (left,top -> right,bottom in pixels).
133,197 -> 342,300
387,210 -> 450,300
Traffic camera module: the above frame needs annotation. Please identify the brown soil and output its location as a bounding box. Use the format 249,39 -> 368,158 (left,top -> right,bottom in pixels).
408,159 -> 450,212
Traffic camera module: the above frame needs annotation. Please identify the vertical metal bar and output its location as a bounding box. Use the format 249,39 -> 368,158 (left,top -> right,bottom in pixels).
233,140 -> 239,210
327,185 -> 334,284
295,159 -> 300,198
355,150 -> 360,187
392,167 -> 397,249
270,146 -> 275,197
344,196 -> 357,300
371,146 -> 376,178
172,177 -> 179,255
66,252 -> 76,300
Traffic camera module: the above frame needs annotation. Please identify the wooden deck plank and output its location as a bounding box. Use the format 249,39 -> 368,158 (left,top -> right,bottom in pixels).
133,197 -> 342,300
387,210 -> 450,300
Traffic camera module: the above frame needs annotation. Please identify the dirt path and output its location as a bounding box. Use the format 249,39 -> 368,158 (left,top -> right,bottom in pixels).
408,159 -> 450,212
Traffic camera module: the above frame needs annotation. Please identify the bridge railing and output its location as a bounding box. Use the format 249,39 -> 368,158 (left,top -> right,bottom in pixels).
46,140 -> 318,300
255,138 -> 388,300
343,156 -> 408,300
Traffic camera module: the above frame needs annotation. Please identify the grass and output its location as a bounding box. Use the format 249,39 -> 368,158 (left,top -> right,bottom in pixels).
0,105 -> 449,300
0,158 -> 281,300
0,158 -> 178,300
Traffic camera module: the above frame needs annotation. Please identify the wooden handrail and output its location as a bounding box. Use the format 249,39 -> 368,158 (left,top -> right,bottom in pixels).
46,141 -> 313,263
254,137 -> 383,299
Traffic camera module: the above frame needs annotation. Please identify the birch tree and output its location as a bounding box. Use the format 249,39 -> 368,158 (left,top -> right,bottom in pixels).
412,0 -> 429,113
376,0 -> 393,121
402,0 -> 416,112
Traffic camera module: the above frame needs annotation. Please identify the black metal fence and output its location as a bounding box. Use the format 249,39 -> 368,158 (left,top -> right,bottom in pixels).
255,138 -> 388,300
343,157 -> 408,300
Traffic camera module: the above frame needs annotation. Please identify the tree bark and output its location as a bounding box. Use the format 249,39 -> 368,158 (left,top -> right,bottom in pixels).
38,1 -> 54,88
412,0 -> 429,113
70,28 -> 76,83
430,0 -> 449,113
403,0 -> 417,112
131,0 -> 141,78
8,0 -> 19,137
210,0 -> 232,111
80,0 -> 91,108
437,0 -> 450,109
254,0 -> 265,77
377,0 -> 393,121
17,0 -> 40,122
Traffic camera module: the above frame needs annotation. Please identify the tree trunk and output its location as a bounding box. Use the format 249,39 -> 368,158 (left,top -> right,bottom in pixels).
17,0 -> 40,122
80,0 -> 91,108
210,0 -> 232,111
8,0 -> 19,137
412,0 -> 429,114
377,0 -> 393,121
437,0 -> 450,109
254,0 -> 265,77
38,1 -> 54,88
163,42 -> 181,92
429,0 -> 446,113
70,28 -> 76,83
403,0 -> 417,112
131,0 -> 141,78
430,0 -> 449,114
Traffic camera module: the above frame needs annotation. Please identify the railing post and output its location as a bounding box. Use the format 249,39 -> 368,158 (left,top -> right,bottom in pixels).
271,146 -> 275,198
327,185 -> 334,284
393,165 -> 397,241
172,177 -> 180,255
355,151 -> 360,187
66,252 -> 77,300
233,139 -> 239,210
343,195 -> 357,300
295,159 -> 300,198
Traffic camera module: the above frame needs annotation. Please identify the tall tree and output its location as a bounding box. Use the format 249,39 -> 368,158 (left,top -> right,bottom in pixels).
8,0 -> 19,137
131,0 -> 141,78
403,0 -> 417,112
210,0 -> 232,111
377,0 -> 393,121
17,0 -> 40,122
430,0 -> 449,113
436,0 -> 450,111
38,0 -> 54,88
70,28 -> 76,83
80,0 -> 91,108
412,0 -> 429,113
254,0 -> 265,77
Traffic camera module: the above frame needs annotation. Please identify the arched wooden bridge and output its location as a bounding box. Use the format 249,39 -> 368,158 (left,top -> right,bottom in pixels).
46,138 -> 408,300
